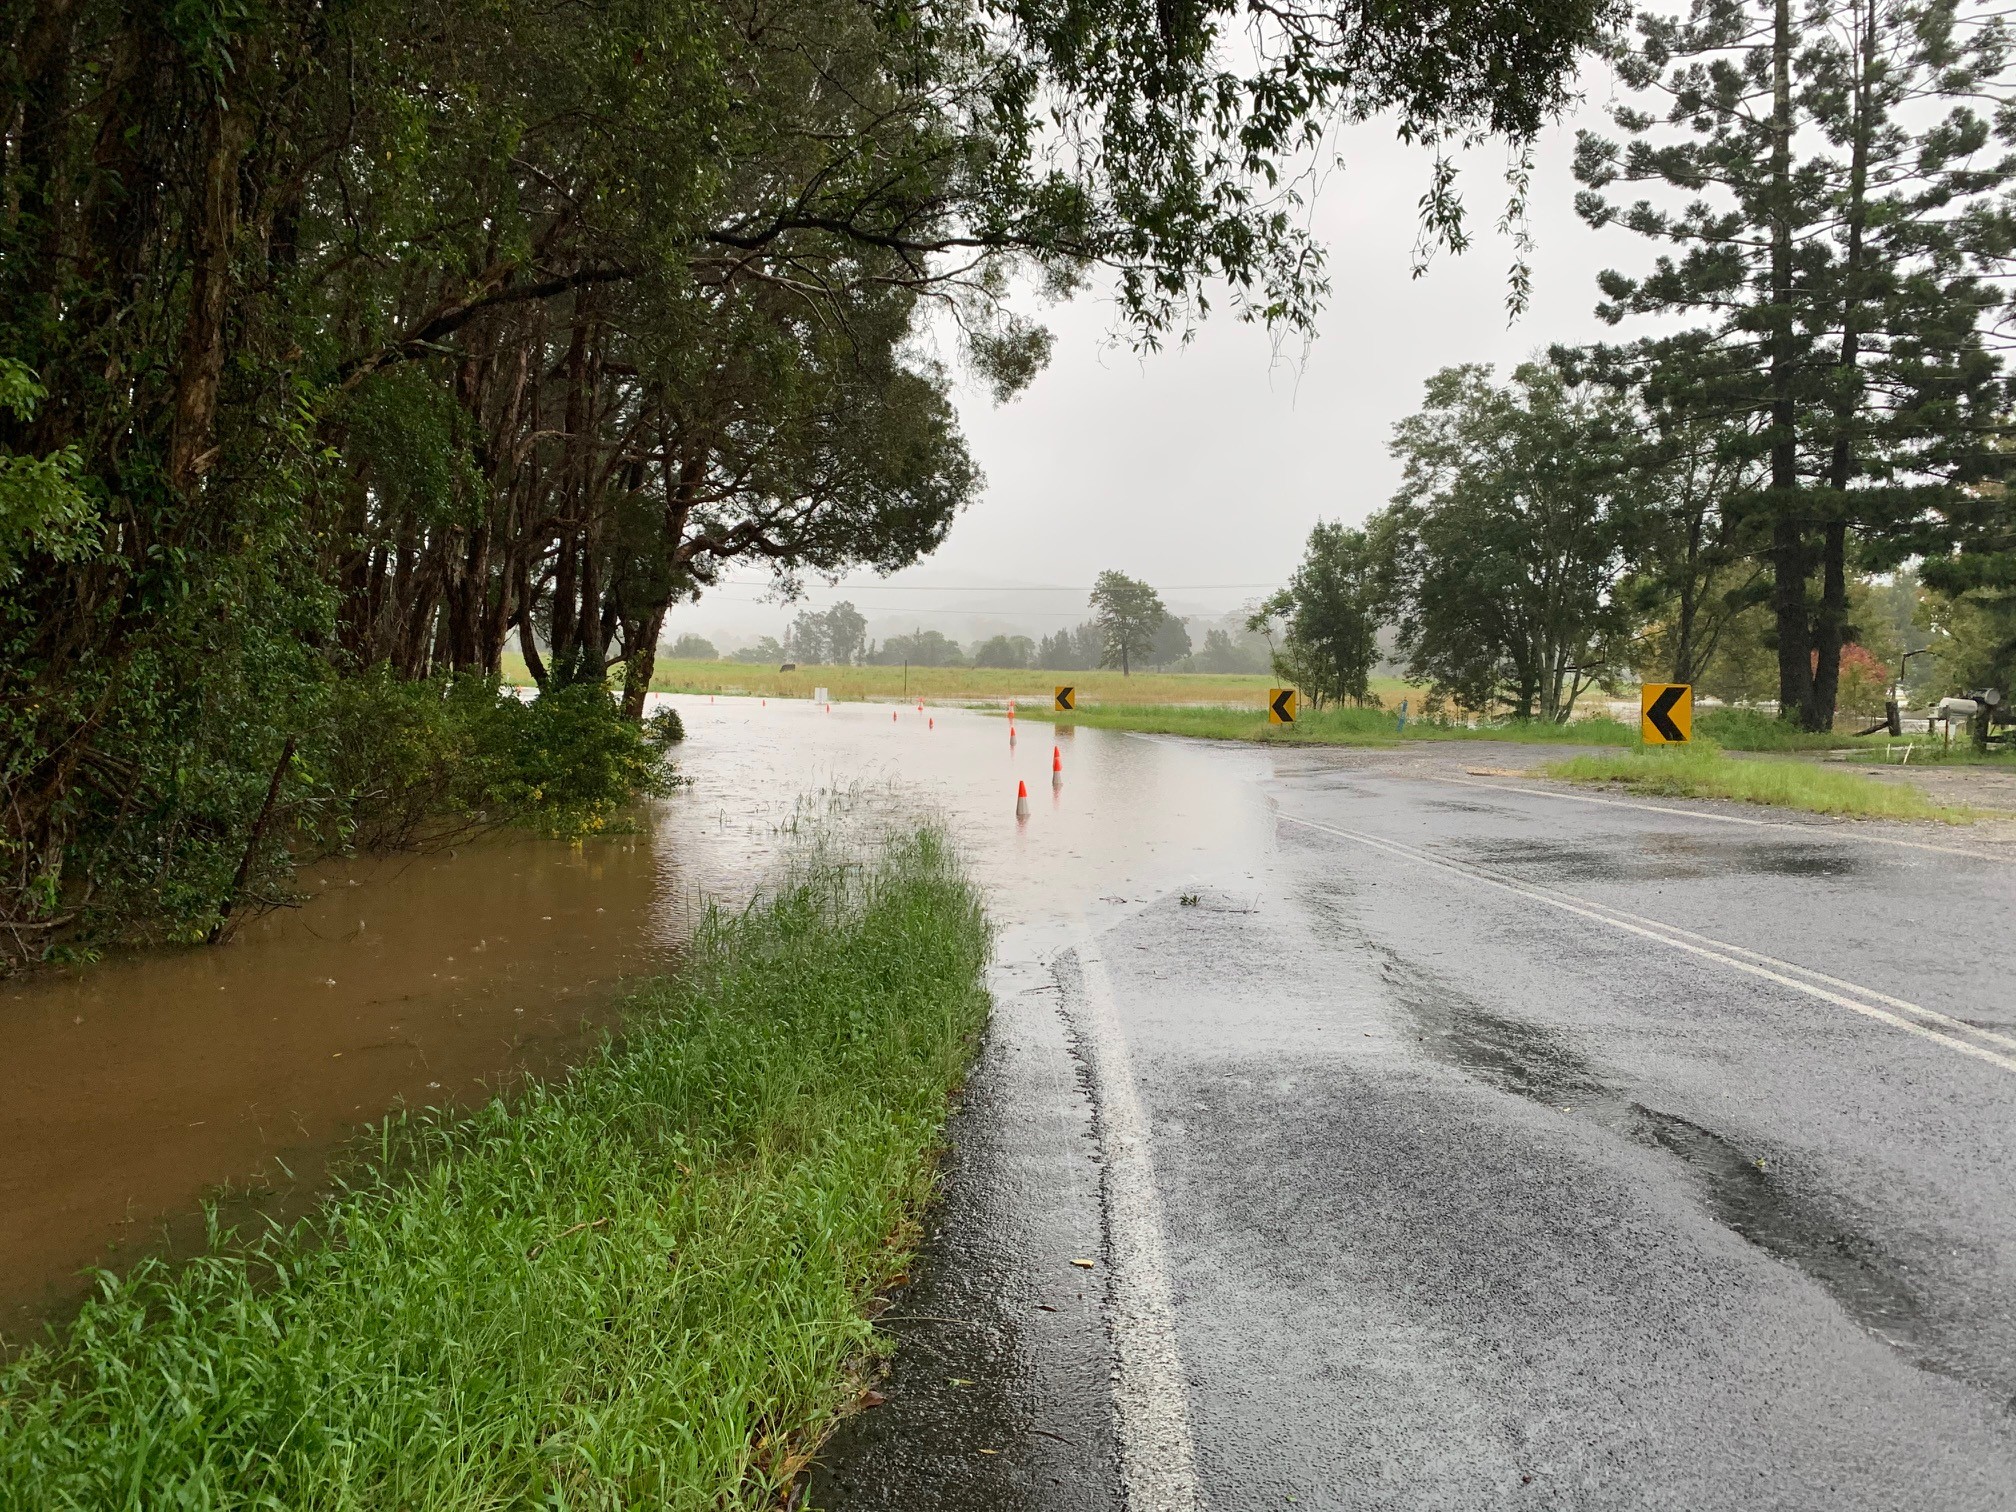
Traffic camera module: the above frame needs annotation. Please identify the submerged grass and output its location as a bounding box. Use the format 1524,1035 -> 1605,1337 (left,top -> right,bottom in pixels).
0,829 -> 990,1509
1543,745 -> 1978,823
1026,702 -> 1639,747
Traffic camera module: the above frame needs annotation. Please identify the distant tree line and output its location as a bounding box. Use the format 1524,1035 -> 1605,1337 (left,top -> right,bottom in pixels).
662,588 -> 1271,673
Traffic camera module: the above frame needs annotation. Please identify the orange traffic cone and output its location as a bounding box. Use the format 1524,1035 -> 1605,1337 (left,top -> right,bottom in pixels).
928,717 -> 935,730
1052,746 -> 1063,788
1015,780 -> 1030,820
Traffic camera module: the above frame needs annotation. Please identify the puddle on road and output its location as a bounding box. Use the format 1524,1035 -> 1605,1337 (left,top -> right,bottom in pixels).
1627,1108 -> 1923,1335
1456,832 -> 1867,885
2,698 -> 1276,1336
1346,926 -> 1608,1107
1361,936 -> 2002,1407
1620,1106 -> 2014,1407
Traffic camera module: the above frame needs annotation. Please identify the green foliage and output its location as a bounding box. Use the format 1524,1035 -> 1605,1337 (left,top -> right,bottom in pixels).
1379,363 -> 1643,721
0,0 -> 1610,963
784,603 -> 870,667
0,828 -> 989,1508
973,634 -> 1035,669
1185,624 -> 1271,675
316,672 -> 683,852
667,634 -> 719,661
867,629 -> 965,667
0,361 -> 97,585
1149,613 -> 1193,668
1253,521 -> 1383,708
1573,0 -> 2016,729
1035,622 -> 1107,671
1694,706 -> 1867,750
1088,569 -> 1167,676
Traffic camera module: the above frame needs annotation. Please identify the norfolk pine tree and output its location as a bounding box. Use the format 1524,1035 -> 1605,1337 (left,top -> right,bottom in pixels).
1573,0 -> 2016,729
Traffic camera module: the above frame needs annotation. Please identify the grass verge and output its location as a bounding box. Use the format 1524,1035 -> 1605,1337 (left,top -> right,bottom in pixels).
1022,702 -> 1639,747
1543,745 -> 1978,823
0,828 -> 990,1508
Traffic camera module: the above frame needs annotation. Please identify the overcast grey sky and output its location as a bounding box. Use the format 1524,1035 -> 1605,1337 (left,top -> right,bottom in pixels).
668,61 -> 1656,650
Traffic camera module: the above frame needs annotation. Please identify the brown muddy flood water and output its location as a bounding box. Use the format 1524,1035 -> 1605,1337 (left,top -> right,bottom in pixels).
3,694 -> 1277,1339
0,830 -> 689,1334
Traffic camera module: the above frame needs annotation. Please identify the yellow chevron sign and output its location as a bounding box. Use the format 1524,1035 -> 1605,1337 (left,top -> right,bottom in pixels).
1641,682 -> 1692,743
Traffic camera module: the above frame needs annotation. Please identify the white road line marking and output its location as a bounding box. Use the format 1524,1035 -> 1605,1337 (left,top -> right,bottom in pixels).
1068,936 -> 1202,1512
1419,773 -> 2014,863
1277,812 -> 2016,1077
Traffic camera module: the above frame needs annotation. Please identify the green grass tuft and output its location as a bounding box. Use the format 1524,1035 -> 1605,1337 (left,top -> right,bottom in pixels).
1543,744 -> 1977,823
1693,706 -> 1873,751
0,829 -> 990,1509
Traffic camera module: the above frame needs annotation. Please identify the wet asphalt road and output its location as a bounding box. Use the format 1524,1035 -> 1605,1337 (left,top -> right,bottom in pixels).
1110,760 -> 2016,1509
795,718 -> 2016,1511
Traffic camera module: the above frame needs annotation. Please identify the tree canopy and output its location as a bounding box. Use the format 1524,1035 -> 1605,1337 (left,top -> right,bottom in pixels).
1089,570 -> 1169,675
1572,0 -> 2016,727
0,0 -> 1615,961
1378,363 -> 1644,721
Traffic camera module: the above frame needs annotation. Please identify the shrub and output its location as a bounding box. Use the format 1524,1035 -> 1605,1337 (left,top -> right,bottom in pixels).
313,670 -> 681,851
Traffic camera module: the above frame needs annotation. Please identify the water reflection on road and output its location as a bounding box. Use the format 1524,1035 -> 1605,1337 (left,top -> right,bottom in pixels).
1,696 -> 1274,1333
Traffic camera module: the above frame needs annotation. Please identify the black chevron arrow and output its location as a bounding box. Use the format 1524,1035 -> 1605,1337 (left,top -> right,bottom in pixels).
1646,684 -> 1688,742
1270,688 -> 1295,722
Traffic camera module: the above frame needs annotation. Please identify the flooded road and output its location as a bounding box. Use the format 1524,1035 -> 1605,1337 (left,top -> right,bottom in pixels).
14,694 -> 2016,1511
1,696 -> 1269,1335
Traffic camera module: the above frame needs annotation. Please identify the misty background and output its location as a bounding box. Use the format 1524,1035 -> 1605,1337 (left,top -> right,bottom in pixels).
663,61 -> 1649,658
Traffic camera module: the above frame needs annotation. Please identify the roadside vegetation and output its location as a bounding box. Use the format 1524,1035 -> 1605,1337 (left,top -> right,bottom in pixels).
1182,0 -> 2016,752
0,828 -> 989,1508
1689,708 -> 1871,752
1542,746 -> 1978,823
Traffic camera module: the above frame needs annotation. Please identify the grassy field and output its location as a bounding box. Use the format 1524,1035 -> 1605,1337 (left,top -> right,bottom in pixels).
1543,745 -> 1978,822
501,653 -> 1422,710
0,829 -> 990,1509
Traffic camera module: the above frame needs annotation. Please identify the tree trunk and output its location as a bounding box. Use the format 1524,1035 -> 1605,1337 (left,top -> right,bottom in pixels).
168,99 -> 248,492
621,603 -> 667,720
1670,478 -> 1704,683
1811,0 -> 1876,735
1767,0 -> 1815,726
